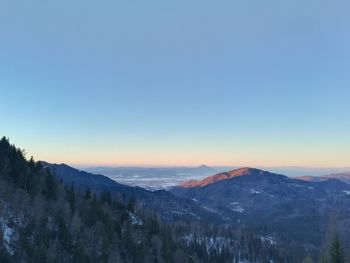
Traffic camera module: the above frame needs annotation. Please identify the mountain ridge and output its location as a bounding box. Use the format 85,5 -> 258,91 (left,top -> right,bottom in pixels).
180,167 -> 287,188
296,172 -> 350,184
170,166 -> 350,253
41,161 -> 224,223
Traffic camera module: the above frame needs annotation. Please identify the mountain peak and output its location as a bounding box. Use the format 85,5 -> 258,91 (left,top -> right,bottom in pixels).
227,167 -> 260,175
180,167 -> 272,188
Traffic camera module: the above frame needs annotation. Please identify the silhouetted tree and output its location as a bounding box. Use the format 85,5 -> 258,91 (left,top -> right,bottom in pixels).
84,188 -> 91,200
45,171 -> 57,200
328,235 -> 345,263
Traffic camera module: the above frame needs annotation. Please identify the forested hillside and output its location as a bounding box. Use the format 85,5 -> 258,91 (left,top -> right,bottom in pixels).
0,137 -> 333,262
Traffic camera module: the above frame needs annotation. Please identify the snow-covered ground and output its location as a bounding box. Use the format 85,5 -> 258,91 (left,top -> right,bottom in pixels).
260,236 -> 277,246
249,188 -> 261,194
182,234 -> 234,253
230,202 -> 245,213
0,216 -> 17,255
128,212 -> 144,226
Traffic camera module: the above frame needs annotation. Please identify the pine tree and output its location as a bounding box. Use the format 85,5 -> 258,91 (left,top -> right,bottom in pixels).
45,171 -> 57,200
85,188 -> 91,200
328,235 -> 345,263
67,182 -> 76,211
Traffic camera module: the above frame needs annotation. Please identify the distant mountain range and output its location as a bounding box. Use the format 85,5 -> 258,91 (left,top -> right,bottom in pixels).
297,172 -> 350,184
82,165 -> 350,190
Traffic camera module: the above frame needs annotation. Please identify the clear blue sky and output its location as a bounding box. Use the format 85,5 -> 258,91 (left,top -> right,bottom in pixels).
0,0 -> 349,167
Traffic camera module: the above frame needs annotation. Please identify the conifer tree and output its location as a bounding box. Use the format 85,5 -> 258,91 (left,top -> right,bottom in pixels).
328,235 -> 345,263
85,188 -> 91,200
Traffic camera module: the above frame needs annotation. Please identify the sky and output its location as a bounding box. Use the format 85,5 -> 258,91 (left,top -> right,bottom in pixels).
0,0 -> 349,167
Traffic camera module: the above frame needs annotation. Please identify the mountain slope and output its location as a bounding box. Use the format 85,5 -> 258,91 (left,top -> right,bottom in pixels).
83,164 -> 218,190
0,137 -> 287,262
41,162 -> 136,194
170,167 -> 350,254
42,162 -> 222,223
172,167 -> 350,208
297,172 -> 350,185
172,168 -> 327,213
180,167 -> 288,188
0,137 -> 198,262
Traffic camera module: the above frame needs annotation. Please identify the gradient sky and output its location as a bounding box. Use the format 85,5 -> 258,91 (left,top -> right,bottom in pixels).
0,0 -> 349,167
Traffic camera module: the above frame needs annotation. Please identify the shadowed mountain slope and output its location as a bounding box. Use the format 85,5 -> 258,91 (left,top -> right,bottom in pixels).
170,167 -> 350,253
42,162 -> 222,223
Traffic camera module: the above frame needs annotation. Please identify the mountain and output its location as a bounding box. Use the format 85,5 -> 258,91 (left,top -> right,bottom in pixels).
324,172 -> 350,184
41,161 -> 136,194
294,175 -> 323,182
42,162 -> 222,223
297,172 -> 350,185
172,167 -> 325,213
172,167 -> 350,209
180,167 -> 285,188
170,167 -> 350,255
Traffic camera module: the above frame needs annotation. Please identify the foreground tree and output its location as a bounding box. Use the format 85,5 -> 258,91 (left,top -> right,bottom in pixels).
328,235 -> 345,263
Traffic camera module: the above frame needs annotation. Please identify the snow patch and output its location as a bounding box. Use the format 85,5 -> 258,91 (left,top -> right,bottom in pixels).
182,234 -> 234,253
232,207 -> 244,213
128,212 -> 144,226
201,206 -> 217,213
260,236 -> 277,246
249,188 -> 261,194
0,218 -> 16,255
230,202 -> 245,213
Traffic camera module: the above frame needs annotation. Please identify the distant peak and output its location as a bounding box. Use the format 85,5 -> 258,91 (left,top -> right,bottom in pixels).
198,164 -> 211,168
180,167 -> 277,188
